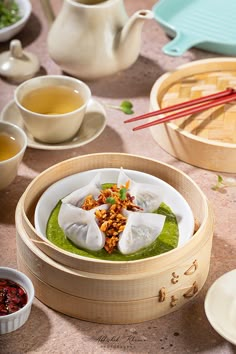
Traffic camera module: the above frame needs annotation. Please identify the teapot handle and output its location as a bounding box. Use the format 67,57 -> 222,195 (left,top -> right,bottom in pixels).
40,0 -> 55,26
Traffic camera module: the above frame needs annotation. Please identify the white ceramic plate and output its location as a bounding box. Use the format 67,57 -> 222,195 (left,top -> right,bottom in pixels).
34,168 -> 195,248
205,269 -> 236,345
0,99 -> 106,150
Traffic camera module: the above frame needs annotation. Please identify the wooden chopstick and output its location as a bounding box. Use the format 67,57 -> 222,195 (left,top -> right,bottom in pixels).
124,87 -> 235,124
132,91 -> 236,131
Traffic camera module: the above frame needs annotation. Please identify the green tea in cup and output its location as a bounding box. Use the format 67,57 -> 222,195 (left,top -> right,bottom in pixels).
21,86 -> 84,115
0,122 -> 27,190
0,133 -> 20,161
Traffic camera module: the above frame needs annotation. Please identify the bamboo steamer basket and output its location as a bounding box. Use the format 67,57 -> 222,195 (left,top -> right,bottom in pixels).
149,58 -> 236,173
15,153 -> 214,324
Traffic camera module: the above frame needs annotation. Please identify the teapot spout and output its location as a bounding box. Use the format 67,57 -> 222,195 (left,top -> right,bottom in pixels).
40,0 -> 55,26
117,10 -> 153,67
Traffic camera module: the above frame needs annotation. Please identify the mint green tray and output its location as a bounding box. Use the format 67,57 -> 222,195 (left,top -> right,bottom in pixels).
153,0 -> 236,56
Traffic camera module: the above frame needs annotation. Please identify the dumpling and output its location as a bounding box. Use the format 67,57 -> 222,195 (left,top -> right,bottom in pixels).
58,168 -> 167,254
118,210 -> 166,255
62,172 -> 102,207
117,169 -> 162,212
58,203 -> 107,251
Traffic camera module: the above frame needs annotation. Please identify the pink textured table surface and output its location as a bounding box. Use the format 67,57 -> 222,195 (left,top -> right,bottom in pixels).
0,1 -> 235,353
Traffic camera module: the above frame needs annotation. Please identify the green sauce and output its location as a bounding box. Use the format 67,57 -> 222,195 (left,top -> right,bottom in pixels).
46,201 -> 179,261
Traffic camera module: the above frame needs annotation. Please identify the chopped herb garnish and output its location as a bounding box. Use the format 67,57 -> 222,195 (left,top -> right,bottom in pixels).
0,0 -> 21,29
119,187 -> 127,201
106,197 -> 116,204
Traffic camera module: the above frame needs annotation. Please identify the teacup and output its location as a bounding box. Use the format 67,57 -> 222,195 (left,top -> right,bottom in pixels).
0,121 -> 27,191
14,75 -> 91,144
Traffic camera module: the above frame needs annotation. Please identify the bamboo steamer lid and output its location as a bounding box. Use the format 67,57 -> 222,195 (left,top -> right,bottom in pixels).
149,58 -> 236,173
15,153 -> 214,323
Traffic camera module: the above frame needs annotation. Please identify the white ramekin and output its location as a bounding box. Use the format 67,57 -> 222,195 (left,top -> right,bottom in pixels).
0,267 -> 34,334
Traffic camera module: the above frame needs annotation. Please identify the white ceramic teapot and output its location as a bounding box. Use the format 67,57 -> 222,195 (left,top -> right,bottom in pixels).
41,0 -> 153,79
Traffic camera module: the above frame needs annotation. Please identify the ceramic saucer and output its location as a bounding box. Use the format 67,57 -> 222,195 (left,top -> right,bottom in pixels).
0,99 -> 106,150
204,269 -> 236,345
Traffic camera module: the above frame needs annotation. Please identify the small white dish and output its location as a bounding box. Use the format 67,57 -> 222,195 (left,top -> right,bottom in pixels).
204,269 -> 236,345
0,267 -> 34,334
34,168 -> 195,248
0,0 -> 32,42
0,99 -> 106,150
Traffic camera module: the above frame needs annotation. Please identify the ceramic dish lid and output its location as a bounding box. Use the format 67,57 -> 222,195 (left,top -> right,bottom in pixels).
153,0 -> 236,56
0,40 -> 40,83
204,269 -> 236,345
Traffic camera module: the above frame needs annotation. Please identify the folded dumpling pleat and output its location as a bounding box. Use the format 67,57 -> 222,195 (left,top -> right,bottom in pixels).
62,172 -> 102,207
118,210 -> 166,255
58,203 -> 107,251
117,169 -> 162,212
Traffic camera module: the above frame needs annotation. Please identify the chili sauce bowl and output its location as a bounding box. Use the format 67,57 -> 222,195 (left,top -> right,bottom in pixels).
0,267 -> 34,334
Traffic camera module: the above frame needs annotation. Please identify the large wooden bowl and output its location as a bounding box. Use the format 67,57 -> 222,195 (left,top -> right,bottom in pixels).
15,153 -> 214,324
150,58 -> 236,173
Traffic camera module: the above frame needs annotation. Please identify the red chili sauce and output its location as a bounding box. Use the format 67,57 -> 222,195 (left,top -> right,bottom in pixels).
0,279 -> 28,316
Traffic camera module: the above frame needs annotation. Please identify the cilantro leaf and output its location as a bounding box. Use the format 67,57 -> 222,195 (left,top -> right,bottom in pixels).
212,174 -> 236,192
120,101 -> 134,115
104,100 -> 134,115
119,187 -> 127,201
106,197 -> 116,204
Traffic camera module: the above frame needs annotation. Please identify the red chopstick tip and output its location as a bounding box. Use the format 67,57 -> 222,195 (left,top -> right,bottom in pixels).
226,87 -> 235,93
132,126 -> 143,131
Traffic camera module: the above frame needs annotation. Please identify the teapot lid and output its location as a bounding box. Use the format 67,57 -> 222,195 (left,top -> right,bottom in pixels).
0,39 -> 40,83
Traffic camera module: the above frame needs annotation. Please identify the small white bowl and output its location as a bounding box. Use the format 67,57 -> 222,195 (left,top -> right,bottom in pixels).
0,0 -> 32,42
34,168 -> 195,250
0,267 -> 34,334
204,269 -> 236,345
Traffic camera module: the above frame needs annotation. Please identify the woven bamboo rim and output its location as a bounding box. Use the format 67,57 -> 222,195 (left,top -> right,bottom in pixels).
150,58 -> 236,173
17,153 -> 212,275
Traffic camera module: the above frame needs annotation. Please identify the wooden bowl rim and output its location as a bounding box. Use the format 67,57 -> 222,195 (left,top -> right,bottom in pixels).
18,153 -> 212,267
